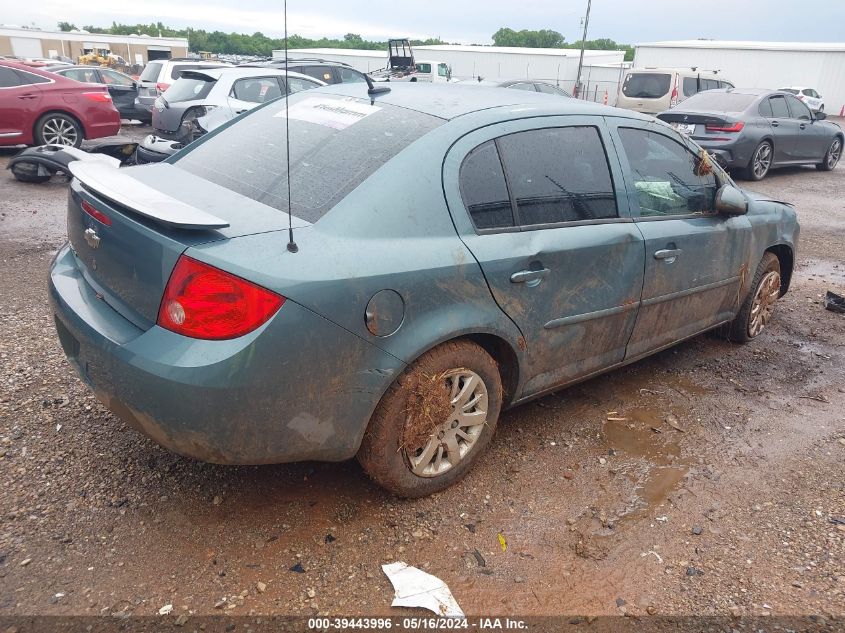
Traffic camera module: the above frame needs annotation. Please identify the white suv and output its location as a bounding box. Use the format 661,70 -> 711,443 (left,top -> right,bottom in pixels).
778,87 -> 824,113
136,58 -> 231,120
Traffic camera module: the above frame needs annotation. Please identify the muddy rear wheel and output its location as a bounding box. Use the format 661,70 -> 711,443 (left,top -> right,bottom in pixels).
357,340 -> 502,497
724,252 -> 781,343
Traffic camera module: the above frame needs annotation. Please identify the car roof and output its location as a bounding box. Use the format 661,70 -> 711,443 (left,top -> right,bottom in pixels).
0,60 -> 55,77
309,82 -> 645,121
180,67 -> 326,83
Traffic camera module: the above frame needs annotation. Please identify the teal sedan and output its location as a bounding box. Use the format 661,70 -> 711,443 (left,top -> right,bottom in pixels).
49,83 -> 798,497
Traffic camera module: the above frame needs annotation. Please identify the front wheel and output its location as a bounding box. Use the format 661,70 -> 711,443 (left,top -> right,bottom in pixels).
357,340 -> 502,497
816,137 -> 842,171
34,113 -> 83,147
743,141 -> 773,181
724,253 -> 781,343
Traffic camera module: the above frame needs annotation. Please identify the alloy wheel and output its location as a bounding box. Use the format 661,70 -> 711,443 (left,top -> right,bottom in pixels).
828,139 -> 842,169
407,369 -> 488,478
753,143 -> 772,179
41,117 -> 79,146
748,270 -> 781,337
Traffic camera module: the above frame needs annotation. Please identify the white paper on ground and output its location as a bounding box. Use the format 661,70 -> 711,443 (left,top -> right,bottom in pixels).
382,562 -> 464,617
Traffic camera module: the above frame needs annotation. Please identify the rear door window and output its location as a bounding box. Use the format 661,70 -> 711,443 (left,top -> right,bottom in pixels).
15,69 -> 49,85
617,127 -> 717,217
497,126 -> 618,226
298,65 -> 334,83
622,73 -> 671,98
61,68 -> 100,83
338,67 -> 366,83
459,140 -> 514,230
682,77 -> 699,97
232,77 -> 282,103
769,95 -> 790,118
175,94 -> 443,222
0,67 -> 22,87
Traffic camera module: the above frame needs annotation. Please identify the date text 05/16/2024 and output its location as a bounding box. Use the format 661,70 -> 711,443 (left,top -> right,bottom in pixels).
307,618 -> 528,630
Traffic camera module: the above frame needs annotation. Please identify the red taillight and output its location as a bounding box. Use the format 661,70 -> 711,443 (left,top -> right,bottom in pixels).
156,82 -> 170,94
81,200 -> 112,226
669,75 -> 679,107
705,121 -> 745,133
157,256 -> 284,340
83,91 -> 112,103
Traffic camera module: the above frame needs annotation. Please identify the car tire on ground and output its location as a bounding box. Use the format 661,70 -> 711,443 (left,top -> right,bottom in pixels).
357,340 -> 502,498
33,113 -> 83,148
724,252 -> 781,343
815,136 -> 842,172
743,141 -> 773,181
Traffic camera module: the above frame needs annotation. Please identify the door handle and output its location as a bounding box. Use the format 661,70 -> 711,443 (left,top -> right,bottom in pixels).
236,109 -> 248,114
771,120 -> 779,127
17,94 -> 38,100
799,123 -> 806,130
510,268 -> 550,285
654,248 -> 682,263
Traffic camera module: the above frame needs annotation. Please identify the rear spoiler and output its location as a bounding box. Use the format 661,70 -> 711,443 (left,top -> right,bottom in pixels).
68,162 -> 230,230
178,69 -> 223,82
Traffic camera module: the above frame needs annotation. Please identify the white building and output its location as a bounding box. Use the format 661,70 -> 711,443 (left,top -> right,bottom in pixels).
634,40 -> 845,116
0,26 -> 188,66
277,45 -> 628,99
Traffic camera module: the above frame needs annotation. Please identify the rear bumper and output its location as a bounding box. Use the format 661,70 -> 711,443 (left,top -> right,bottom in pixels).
49,244 -> 404,464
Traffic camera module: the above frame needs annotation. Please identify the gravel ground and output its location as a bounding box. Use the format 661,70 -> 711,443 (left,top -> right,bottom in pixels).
0,133 -> 843,623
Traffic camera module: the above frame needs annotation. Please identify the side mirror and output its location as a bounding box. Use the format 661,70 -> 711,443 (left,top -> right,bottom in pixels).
714,184 -> 748,215
814,111 -> 827,121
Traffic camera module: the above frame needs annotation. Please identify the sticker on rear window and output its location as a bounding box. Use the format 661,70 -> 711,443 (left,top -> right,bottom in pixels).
274,97 -> 381,130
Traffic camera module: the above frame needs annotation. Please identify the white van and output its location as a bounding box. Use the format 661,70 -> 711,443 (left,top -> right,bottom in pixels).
616,68 -> 734,114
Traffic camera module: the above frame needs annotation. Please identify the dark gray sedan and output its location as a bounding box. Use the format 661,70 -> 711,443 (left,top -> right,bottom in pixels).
50,83 -> 798,497
658,88 -> 843,180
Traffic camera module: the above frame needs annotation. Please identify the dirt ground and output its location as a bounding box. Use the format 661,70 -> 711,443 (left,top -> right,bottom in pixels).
0,127 -> 843,626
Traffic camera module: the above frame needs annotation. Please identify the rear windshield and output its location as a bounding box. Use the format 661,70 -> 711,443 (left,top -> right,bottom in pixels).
622,73 -> 671,98
164,76 -> 217,102
175,93 -> 443,222
678,91 -> 757,112
169,64 -> 226,80
139,62 -> 162,82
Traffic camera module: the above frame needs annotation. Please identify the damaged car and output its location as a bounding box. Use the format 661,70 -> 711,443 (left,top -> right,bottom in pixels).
50,83 -> 798,497
137,67 -> 325,163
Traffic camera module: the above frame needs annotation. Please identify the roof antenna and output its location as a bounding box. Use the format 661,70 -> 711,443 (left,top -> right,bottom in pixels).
283,0 -> 298,253
365,73 -> 390,98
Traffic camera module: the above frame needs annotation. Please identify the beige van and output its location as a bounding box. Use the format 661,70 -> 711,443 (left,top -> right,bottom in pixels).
616,68 -> 734,115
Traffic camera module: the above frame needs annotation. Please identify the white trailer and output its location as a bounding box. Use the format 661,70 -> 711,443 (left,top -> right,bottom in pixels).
634,40 -> 845,117
276,45 -> 627,95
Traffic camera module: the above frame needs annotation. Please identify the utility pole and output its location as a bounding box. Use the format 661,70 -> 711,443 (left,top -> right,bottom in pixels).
575,0 -> 592,98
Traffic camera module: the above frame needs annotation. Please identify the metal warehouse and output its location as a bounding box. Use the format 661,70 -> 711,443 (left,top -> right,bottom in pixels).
0,26 -> 188,65
634,40 -> 845,115
279,45 -> 627,97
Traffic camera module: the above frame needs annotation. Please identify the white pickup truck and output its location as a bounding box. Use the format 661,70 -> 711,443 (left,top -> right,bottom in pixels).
369,39 -> 453,83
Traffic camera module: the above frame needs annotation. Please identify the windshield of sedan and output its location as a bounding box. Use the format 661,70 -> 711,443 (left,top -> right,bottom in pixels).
175,93 -> 443,222
677,92 -> 757,112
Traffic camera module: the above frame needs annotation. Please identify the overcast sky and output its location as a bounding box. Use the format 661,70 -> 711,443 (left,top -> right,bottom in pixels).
2,0 -> 844,44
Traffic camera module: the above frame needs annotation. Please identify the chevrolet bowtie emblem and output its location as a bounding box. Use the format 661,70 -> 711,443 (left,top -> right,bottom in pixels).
84,228 -> 101,249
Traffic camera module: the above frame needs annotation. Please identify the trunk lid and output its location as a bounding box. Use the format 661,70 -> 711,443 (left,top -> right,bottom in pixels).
67,162 -> 309,330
